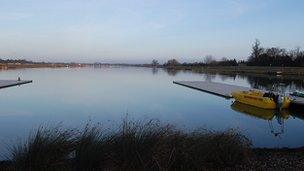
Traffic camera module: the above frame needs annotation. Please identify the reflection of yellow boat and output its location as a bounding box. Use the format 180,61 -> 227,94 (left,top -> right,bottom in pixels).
231,90 -> 291,109
231,102 -> 290,137
280,109 -> 290,119
231,102 -> 290,120
231,101 -> 275,120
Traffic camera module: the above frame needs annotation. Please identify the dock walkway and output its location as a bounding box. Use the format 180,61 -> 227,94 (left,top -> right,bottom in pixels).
0,80 -> 32,89
173,81 -> 252,98
291,96 -> 304,105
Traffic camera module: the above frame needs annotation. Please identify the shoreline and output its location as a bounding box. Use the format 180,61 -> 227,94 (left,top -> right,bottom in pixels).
1,147 -> 303,168
0,119 -> 303,170
2,63 -> 304,76
162,65 -> 304,76
1,139 -> 303,170
0,63 -> 90,70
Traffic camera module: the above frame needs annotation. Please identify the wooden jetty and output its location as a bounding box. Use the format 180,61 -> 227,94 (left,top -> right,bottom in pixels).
291,96 -> 304,105
173,81 -> 253,98
0,80 -> 32,89
290,96 -> 304,111
290,96 -> 304,108
174,81 -> 304,111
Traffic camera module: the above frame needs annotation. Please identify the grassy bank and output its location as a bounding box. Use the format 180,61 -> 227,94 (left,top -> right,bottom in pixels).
1,119 -> 303,170
1,120 -> 252,170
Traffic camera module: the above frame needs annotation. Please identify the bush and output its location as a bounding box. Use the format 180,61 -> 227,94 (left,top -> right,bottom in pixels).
74,124 -> 112,170
6,120 -> 252,170
10,126 -> 75,171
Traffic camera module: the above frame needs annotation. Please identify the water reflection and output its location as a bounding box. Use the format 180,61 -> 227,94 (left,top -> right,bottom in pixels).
164,68 -> 181,76
165,68 -> 304,92
204,73 -> 217,82
217,73 -> 304,91
245,75 -> 304,91
219,74 -> 237,81
231,102 -> 290,137
151,67 -> 159,75
0,67 -> 304,149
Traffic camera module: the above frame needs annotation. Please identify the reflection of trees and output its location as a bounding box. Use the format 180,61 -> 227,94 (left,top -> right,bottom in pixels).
245,75 -> 304,91
165,67 -> 304,91
163,69 -> 181,76
204,74 -> 216,82
219,73 -> 237,81
151,67 -> 158,75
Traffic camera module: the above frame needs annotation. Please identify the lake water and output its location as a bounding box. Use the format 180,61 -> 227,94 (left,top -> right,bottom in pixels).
0,66 -> 304,154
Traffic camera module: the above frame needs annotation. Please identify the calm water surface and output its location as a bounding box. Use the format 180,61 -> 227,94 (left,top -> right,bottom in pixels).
0,66 -> 304,153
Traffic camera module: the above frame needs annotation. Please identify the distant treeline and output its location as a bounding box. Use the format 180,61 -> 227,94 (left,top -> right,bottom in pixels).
158,39 -> 304,67
2,39 -> 304,67
0,59 -> 34,64
0,58 -> 61,64
0,58 -> 90,66
247,40 -> 304,67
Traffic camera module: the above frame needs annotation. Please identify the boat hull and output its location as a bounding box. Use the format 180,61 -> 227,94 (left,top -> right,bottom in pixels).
232,93 -> 276,109
232,90 -> 291,109
232,91 -> 276,109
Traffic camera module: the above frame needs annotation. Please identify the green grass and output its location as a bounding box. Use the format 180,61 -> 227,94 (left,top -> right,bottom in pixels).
4,119 -> 252,170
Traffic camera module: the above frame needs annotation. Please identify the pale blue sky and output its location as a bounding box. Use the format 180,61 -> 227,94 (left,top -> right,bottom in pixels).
0,0 -> 303,63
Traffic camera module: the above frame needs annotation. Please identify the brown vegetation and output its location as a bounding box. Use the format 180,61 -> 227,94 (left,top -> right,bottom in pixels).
1,120 -> 252,170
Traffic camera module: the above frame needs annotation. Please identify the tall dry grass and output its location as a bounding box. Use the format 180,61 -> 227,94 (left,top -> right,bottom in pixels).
9,126 -> 76,171
4,119 -> 252,170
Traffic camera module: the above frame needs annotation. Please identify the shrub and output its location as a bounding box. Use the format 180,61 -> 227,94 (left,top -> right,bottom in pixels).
74,124 -> 112,170
10,126 -> 75,171
6,120 -> 252,170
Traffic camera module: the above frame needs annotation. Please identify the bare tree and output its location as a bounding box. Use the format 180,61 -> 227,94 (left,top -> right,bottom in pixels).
203,55 -> 215,65
221,57 -> 228,61
164,59 -> 180,66
251,39 -> 264,59
289,47 -> 301,60
151,59 -> 159,67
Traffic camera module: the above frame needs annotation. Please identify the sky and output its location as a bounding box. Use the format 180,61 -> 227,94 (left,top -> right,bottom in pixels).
0,0 -> 303,63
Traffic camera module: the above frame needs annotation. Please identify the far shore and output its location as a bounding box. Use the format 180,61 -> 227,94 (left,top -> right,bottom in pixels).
2,62 -> 304,76
162,65 -> 304,76
0,63 -> 90,70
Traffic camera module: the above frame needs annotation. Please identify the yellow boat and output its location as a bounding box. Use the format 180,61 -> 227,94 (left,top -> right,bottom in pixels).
231,90 -> 291,109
